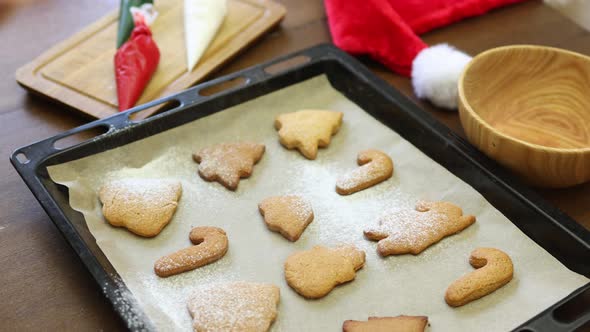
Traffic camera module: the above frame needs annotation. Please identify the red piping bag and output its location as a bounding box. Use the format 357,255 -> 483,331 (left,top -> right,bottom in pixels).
115,5 -> 160,111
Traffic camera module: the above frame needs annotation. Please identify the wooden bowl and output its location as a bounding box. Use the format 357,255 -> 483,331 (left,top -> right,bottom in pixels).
458,45 -> 590,188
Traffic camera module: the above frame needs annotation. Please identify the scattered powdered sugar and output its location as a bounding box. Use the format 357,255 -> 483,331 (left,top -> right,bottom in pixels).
134,257 -> 240,331
335,168 -> 366,191
104,278 -> 149,331
49,76 -> 435,330
155,233 -> 227,273
260,195 -> 313,223
104,138 -> 419,331
285,196 -> 313,221
187,282 -> 279,331
102,178 -> 180,203
372,208 -> 445,245
47,75 -> 590,332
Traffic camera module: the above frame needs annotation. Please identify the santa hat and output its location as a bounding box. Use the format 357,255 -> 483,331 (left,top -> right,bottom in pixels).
325,0 -> 527,109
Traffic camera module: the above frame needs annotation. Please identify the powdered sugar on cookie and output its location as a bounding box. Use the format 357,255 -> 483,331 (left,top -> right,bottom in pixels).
187,282 -> 280,332
364,201 -> 476,256
275,110 -> 343,160
99,178 -> 182,237
193,142 -> 265,190
155,226 -> 228,277
336,149 -> 394,195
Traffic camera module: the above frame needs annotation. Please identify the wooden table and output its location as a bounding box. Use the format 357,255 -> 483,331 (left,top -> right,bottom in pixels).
1,0 -> 588,330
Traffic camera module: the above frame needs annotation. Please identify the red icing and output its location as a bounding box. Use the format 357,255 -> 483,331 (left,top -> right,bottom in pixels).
114,22 -> 160,111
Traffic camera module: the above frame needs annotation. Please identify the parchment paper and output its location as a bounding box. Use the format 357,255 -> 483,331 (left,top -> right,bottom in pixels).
48,75 -> 588,331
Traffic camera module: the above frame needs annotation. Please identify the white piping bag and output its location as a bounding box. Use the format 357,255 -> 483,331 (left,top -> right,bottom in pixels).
184,0 -> 227,72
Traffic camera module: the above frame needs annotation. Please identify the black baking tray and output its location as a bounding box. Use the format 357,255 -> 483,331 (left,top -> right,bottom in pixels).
10,44 -> 590,331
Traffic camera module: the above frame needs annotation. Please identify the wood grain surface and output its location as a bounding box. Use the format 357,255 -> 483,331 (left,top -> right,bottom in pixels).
1,0 -> 589,331
459,45 -> 590,188
16,0 -> 285,119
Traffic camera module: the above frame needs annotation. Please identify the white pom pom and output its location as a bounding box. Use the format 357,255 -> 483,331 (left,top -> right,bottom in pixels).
411,44 -> 472,110
130,4 -> 159,26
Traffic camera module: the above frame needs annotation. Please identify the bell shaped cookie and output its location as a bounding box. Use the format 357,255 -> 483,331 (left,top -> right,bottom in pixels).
193,142 -> 265,190
99,179 -> 182,237
258,195 -> 314,242
275,109 -> 343,160
187,282 -> 280,332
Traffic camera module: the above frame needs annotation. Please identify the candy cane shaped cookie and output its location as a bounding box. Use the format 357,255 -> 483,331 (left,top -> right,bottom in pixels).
154,226 -> 228,277
336,149 -> 394,195
445,247 -> 514,307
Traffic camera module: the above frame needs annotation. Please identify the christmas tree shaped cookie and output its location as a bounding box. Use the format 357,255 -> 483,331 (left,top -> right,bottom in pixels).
275,109 -> 343,159
193,142 -> 265,190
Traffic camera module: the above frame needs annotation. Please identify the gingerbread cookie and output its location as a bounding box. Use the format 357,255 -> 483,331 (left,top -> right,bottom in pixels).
445,247 -> 513,307
187,282 -> 280,332
284,244 -> 365,299
154,226 -> 228,277
275,109 -> 343,160
258,195 -> 314,242
364,201 -> 476,256
193,142 -> 265,190
343,316 -> 429,332
336,149 -> 394,195
99,179 -> 182,237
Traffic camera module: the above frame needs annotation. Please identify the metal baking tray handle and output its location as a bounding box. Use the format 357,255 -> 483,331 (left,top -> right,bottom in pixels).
514,285 -> 590,332
9,46 -> 327,171
10,121 -> 115,172
129,45 -> 331,118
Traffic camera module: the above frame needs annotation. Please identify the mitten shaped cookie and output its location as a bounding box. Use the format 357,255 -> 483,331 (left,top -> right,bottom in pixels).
275,109 -> 343,159
343,316 -> 429,332
258,195 -> 314,242
99,179 -> 182,237
187,282 -> 280,332
193,142 -> 265,190
364,201 -> 476,256
284,244 -> 365,299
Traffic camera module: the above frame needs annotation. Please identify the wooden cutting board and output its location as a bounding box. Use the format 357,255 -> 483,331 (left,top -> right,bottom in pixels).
16,0 -> 286,120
